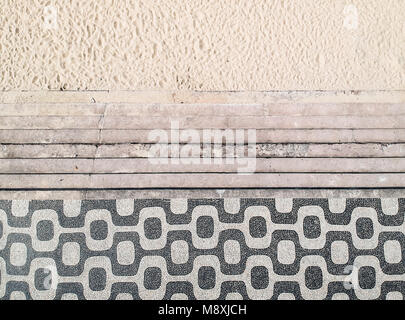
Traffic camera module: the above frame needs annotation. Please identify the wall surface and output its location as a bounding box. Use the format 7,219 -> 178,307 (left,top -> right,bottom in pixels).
1,0 -> 405,91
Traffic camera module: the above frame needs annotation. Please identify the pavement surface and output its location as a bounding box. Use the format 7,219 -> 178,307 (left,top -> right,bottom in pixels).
0,197 -> 404,300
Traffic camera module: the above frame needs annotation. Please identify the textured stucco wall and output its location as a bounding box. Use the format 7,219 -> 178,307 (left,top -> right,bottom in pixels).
1,0 -> 405,91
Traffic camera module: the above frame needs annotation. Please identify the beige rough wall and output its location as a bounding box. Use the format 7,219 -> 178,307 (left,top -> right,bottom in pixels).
1,0 -> 405,91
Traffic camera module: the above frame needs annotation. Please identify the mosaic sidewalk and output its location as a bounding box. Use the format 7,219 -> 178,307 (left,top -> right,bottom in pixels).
0,198 -> 404,300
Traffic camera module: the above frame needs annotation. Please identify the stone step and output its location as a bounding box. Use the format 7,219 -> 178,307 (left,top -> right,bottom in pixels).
1,143 -> 404,159
0,158 -> 404,173
2,129 -> 404,144
0,173 -> 404,189
0,115 -> 403,129
1,102 -> 404,116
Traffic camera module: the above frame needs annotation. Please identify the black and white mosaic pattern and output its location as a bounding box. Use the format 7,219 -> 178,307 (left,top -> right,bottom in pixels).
0,198 -> 404,300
